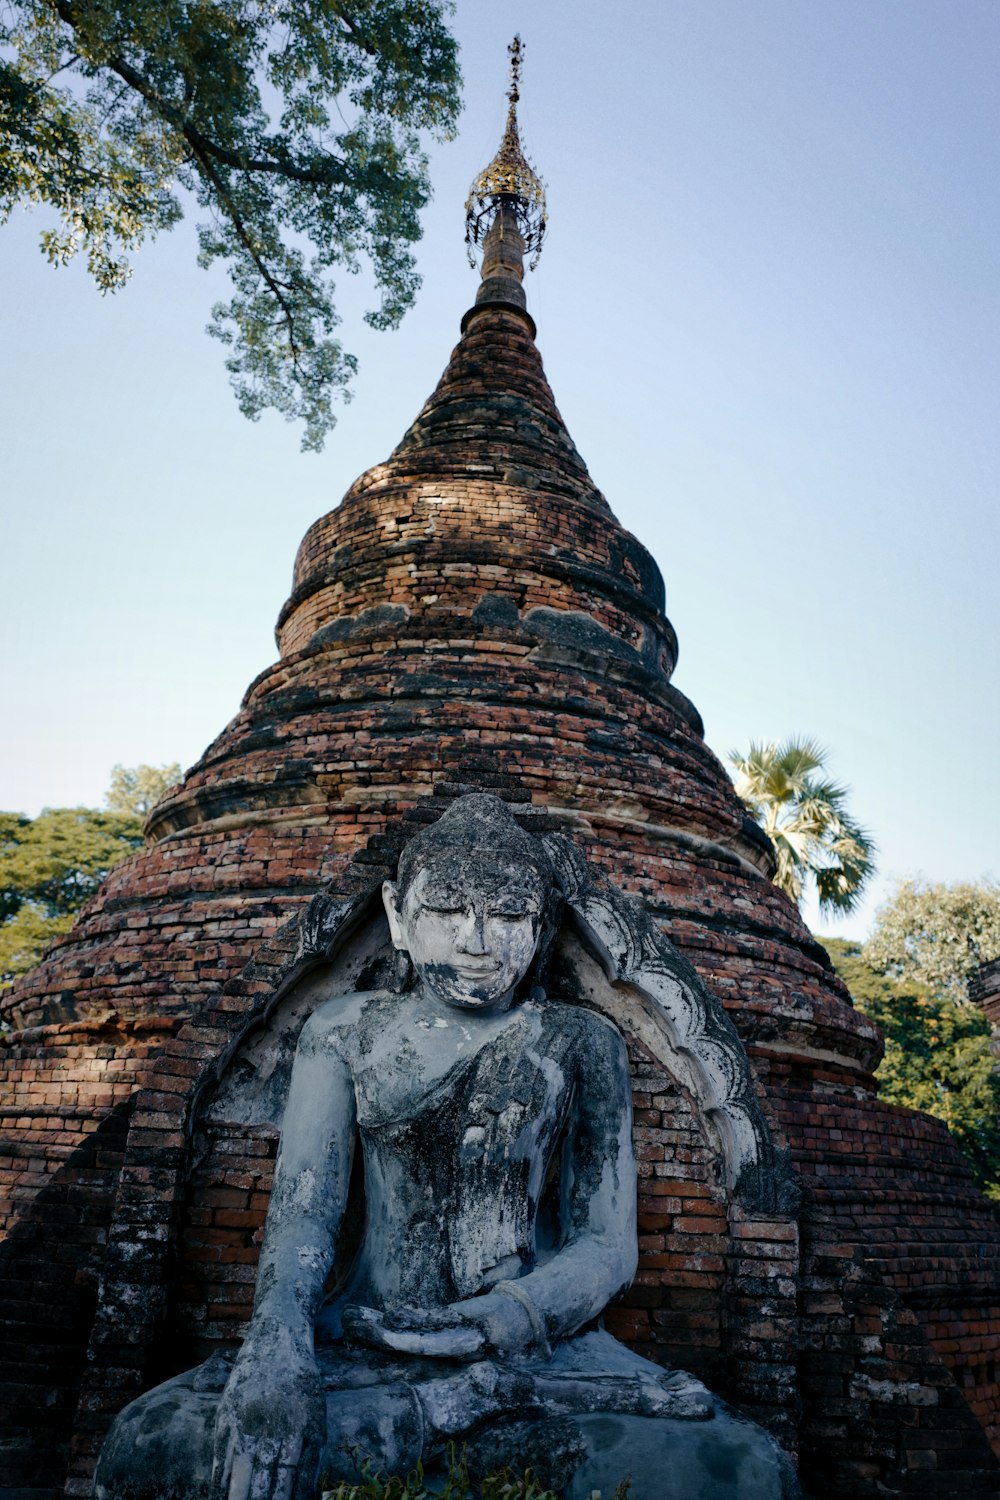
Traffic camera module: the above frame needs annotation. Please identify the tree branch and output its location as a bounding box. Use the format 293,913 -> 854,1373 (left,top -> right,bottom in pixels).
45,52 -> 81,84
327,3 -> 379,57
43,0 -> 335,370
190,141 -> 305,369
48,0 -> 347,185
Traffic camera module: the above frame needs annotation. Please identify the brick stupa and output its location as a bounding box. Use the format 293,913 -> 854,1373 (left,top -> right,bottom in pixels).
3,66 -> 999,1500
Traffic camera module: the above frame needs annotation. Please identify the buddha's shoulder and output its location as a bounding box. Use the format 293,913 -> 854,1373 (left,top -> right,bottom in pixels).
297,987 -> 401,1054
533,997 -> 627,1054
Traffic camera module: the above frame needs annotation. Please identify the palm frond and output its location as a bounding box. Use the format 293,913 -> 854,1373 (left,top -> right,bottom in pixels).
729,736 -> 876,920
773,737 -> 827,783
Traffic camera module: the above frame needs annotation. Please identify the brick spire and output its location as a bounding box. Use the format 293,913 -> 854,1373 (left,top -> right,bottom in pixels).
360,34 -> 595,502
371,249 -> 602,504
467,202 -> 531,324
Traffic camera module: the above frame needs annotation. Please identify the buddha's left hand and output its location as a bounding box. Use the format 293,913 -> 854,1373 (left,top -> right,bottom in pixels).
343,1292 -> 536,1359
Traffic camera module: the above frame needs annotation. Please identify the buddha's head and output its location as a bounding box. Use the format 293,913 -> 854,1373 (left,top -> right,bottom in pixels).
383,794 -> 559,1011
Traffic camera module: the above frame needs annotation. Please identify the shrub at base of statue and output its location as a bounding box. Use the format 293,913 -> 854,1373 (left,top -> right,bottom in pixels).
319,1444 -> 568,1500
317,1419 -> 797,1500
93,796 -> 799,1500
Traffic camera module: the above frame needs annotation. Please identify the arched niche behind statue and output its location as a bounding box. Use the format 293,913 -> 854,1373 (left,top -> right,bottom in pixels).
173,844 -> 796,1385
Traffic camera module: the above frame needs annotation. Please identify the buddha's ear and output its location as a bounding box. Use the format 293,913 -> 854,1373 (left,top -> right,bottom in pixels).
382,881 -> 406,949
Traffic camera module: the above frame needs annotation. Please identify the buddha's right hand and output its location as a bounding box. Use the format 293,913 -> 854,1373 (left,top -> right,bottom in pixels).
343,1301 -> 487,1358
211,1328 -> 325,1500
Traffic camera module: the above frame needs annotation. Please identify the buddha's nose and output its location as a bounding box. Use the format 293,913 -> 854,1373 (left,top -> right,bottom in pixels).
456,909 -> 489,955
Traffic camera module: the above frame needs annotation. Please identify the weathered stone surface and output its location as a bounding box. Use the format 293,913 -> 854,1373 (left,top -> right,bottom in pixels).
467,1408 -> 799,1500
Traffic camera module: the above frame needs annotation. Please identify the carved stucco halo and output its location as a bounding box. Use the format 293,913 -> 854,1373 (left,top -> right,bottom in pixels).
542,833 -> 797,1216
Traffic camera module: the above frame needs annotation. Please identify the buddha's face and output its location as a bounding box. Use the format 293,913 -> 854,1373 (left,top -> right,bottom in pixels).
383,861 -> 547,1012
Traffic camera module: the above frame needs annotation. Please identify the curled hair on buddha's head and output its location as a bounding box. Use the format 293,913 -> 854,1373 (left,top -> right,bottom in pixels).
391,793 -> 563,998
395,794 -> 553,898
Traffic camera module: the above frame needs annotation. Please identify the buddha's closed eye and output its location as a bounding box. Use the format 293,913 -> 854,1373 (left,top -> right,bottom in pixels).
489,900 -> 537,920
419,885 -> 467,914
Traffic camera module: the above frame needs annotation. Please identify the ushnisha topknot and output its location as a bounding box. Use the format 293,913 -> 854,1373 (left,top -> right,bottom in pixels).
394,793 -> 555,900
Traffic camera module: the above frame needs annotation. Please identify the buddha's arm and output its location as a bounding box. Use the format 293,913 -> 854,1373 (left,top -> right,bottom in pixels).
492,1010 -> 638,1346
212,1000 -> 356,1500
249,1002 -> 356,1342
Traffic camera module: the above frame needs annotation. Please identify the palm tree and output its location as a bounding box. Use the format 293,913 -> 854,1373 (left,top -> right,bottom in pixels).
728,737 -> 876,918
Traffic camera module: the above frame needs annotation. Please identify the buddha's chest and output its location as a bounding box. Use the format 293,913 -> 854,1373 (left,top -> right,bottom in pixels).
352,1004 -> 578,1294
352,1001 -> 571,1136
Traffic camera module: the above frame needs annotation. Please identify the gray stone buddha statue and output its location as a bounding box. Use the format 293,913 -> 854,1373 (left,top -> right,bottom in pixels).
94,796 -> 798,1500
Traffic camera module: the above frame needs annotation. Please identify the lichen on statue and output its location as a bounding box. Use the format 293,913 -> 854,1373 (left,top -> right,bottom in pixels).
95,796 -> 798,1500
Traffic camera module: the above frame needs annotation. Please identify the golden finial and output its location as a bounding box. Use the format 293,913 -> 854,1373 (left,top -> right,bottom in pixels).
507,32 -> 523,108
464,36 -> 547,270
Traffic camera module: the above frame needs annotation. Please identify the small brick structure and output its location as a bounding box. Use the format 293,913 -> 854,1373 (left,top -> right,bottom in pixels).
2,238 -> 999,1499
971,957 -> 1000,1036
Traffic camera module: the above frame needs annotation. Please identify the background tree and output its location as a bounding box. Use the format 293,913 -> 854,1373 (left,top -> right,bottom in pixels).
106,761 -> 180,817
0,0 -> 461,448
0,805 -> 143,986
0,762 -> 178,989
826,936 -> 1000,1199
729,737 -> 876,918
863,878 -> 1000,1005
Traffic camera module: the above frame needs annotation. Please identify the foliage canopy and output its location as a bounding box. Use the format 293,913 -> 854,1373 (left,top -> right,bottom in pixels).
0,804 -> 143,986
0,762 -> 181,989
0,0 -> 461,448
827,937 -> 1000,1200
106,760 -> 181,817
729,737 -> 876,918
863,878 -> 1000,1005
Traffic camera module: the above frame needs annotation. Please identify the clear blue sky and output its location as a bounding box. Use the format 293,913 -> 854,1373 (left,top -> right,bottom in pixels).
2,2 -> 998,942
